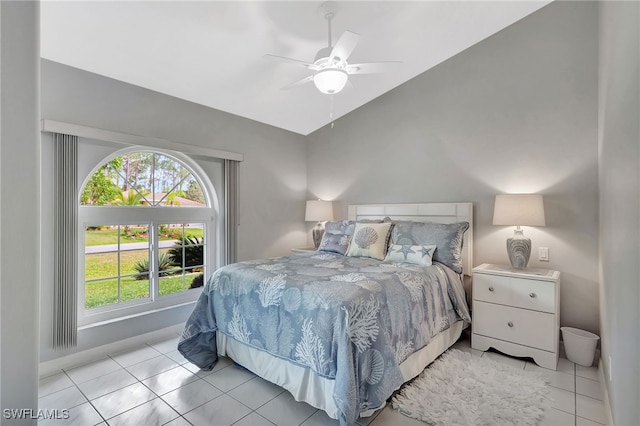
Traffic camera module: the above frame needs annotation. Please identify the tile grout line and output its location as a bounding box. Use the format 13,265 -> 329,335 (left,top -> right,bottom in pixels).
93,352 -> 181,424
58,369 -> 108,426
574,362 -> 577,426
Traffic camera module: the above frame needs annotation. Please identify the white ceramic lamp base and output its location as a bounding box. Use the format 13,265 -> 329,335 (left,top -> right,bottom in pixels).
507,228 -> 531,269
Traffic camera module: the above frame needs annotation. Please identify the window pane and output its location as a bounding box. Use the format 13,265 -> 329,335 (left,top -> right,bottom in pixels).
159,275 -> 185,296
120,152 -> 153,203
121,249 -> 151,277
182,175 -> 205,206
159,223 -> 205,296
153,154 -> 206,208
85,225 -> 119,247
84,225 -> 150,310
80,162 -> 123,206
85,252 -> 118,280
186,271 -> 205,289
159,247 -> 181,275
121,277 -> 150,302
80,152 -> 207,208
85,279 -> 118,309
119,225 -> 150,245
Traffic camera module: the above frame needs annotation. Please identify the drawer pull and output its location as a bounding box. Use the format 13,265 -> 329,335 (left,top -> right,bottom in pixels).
508,321 -> 514,327
529,292 -> 536,298
488,286 -> 495,292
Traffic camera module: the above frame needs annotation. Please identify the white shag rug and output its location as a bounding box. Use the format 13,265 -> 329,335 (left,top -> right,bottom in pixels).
392,349 -> 550,426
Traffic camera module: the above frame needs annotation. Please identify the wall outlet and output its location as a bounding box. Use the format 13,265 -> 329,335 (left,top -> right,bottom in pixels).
538,247 -> 549,261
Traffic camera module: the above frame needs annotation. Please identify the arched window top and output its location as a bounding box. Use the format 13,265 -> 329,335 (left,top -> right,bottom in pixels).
81,150 -> 208,208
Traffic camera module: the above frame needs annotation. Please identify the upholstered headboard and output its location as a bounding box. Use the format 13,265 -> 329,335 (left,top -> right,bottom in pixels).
347,202 -> 474,276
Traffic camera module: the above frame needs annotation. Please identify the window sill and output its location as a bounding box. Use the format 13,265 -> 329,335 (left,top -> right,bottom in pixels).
78,300 -> 197,331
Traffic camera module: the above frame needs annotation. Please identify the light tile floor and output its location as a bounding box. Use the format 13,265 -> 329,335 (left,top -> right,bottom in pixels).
38,330 -> 607,426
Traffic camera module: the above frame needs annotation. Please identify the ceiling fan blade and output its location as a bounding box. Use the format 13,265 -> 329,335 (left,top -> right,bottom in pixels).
264,54 -> 319,70
281,75 -> 314,90
347,62 -> 402,74
330,31 -> 360,62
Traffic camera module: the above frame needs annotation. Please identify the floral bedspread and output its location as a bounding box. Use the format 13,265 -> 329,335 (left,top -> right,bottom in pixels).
178,252 -> 471,425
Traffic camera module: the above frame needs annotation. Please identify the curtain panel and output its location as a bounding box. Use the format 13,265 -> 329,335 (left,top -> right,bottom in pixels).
224,159 -> 239,265
53,133 -> 78,349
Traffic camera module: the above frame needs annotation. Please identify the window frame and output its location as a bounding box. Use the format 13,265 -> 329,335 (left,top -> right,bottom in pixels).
77,147 -> 216,327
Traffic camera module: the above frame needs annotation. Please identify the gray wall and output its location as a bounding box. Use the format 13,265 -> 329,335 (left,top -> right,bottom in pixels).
1,1 -> 40,422
598,1 -> 640,424
40,59 -> 308,361
307,1 -> 600,333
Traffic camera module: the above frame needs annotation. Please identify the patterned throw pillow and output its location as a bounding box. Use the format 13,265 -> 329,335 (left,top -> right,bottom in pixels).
324,219 -> 383,236
384,244 -> 437,266
318,233 -> 352,255
345,222 -> 393,260
324,220 -> 357,236
390,221 -> 469,273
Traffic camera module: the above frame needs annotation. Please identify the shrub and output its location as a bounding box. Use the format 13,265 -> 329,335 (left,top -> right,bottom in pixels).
133,252 -> 175,280
190,273 -> 204,289
168,236 -> 204,269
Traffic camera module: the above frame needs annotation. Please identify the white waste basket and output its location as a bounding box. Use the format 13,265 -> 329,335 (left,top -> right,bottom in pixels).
561,327 -> 599,367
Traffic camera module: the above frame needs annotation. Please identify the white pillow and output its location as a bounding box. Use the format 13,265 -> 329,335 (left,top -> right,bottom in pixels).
345,222 -> 393,261
384,244 -> 437,266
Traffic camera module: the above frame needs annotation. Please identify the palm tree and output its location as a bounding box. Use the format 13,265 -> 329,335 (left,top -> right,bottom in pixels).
111,190 -> 145,234
112,190 -> 145,206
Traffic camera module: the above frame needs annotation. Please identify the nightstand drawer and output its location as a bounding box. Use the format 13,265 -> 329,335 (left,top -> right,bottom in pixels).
474,273 -> 555,313
473,301 -> 555,351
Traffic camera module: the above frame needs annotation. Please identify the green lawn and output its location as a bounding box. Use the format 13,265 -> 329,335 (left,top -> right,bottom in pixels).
85,247 -> 201,309
85,275 -> 197,309
85,226 -> 204,246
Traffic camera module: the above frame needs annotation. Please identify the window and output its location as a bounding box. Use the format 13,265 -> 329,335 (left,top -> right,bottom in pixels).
78,148 -> 215,325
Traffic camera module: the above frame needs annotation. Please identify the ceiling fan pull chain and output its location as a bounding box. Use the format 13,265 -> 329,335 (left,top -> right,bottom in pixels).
330,96 -> 335,129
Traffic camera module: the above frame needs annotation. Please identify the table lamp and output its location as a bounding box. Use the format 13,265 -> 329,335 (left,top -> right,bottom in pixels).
305,200 -> 334,248
493,194 -> 545,269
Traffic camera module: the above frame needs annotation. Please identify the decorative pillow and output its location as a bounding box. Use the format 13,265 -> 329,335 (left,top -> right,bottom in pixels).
390,221 -> 469,273
324,219 -> 383,236
345,222 -> 393,260
318,233 -> 352,255
385,244 -> 437,266
324,220 -> 356,236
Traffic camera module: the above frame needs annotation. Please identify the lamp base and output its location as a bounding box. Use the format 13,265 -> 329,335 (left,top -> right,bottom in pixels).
312,222 -> 325,248
506,228 -> 531,269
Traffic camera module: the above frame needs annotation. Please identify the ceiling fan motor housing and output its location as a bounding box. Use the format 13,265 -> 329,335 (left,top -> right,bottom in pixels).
314,47 -> 332,63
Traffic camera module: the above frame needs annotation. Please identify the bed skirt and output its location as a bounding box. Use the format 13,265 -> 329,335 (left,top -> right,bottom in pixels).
217,320 -> 465,420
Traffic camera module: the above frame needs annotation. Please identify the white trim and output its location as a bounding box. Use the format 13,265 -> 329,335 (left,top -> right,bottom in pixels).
348,202 -> 474,275
39,323 -> 185,378
42,119 -> 244,162
599,357 -> 615,426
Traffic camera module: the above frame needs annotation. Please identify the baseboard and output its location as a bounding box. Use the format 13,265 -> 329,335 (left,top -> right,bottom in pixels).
39,323 -> 184,378
598,357 -> 615,426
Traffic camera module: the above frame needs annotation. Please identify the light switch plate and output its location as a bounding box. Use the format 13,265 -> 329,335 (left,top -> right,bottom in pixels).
538,247 -> 549,261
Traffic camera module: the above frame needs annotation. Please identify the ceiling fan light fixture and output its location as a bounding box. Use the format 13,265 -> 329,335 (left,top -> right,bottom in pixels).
313,68 -> 348,94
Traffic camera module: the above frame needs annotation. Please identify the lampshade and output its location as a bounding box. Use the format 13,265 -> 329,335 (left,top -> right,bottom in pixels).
493,194 -> 545,227
305,200 -> 334,222
313,69 -> 348,95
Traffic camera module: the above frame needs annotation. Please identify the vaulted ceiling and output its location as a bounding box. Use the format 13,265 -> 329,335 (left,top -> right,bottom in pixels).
40,1 -> 551,135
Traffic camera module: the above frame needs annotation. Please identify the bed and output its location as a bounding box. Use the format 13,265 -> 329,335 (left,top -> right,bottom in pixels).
178,202 -> 473,425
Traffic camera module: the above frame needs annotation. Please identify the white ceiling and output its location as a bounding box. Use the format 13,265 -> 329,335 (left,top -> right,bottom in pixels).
40,1 -> 551,136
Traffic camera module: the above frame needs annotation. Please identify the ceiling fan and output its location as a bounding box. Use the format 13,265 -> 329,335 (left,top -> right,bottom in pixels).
266,2 -> 400,95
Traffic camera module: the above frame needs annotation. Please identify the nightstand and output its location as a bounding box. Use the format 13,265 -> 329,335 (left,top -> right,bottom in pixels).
471,263 -> 561,370
291,247 -> 317,254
